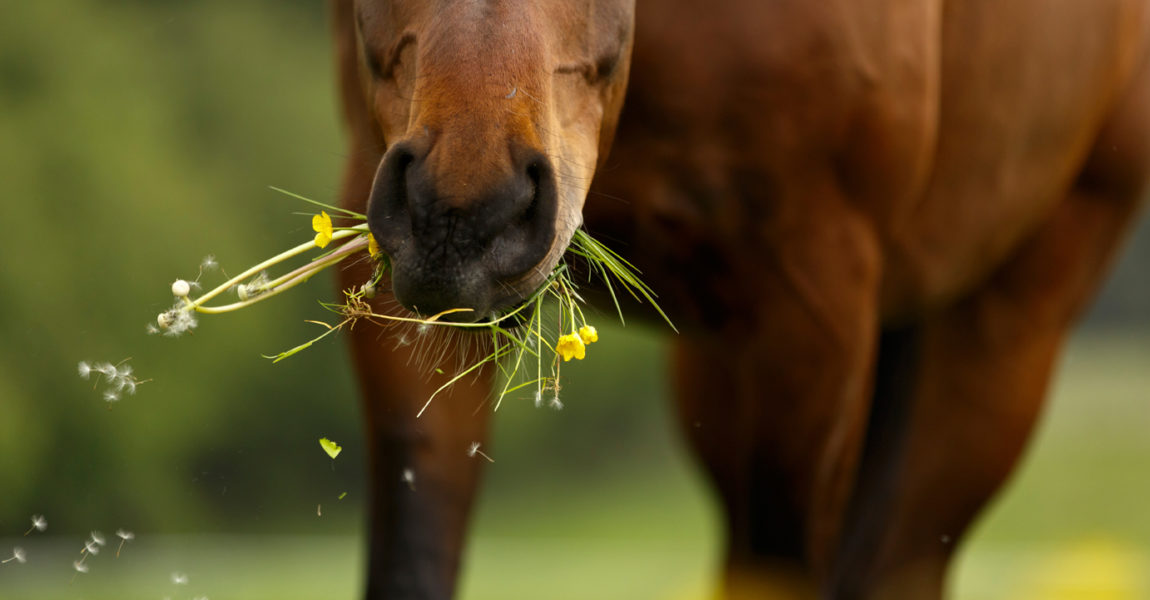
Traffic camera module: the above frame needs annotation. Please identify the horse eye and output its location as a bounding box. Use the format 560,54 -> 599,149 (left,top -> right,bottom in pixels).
595,52 -> 621,81
364,49 -> 385,80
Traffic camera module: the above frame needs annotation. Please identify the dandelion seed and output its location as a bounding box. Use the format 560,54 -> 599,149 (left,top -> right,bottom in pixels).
200,255 -> 218,271
83,541 -> 100,555
73,560 -> 88,573
171,279 -> 191,298
78,362 -> 91,379
549,395 -> 564,411
1,547 -> 26,564
416,323 -> 430,336
24,515 -> 46,535
103,390 -> 120,403
235,272 -> 269,301
94,362 -> 117,378
534,389 -> 543,408
157,305 -> 198,337
89,531 -> 106,547
171,572 -> 189,585
467,442 -> 494,463
115,529 -> 134,557
146,323 -> 160,335
401,468 -> 415,490
124,380 -> 137,395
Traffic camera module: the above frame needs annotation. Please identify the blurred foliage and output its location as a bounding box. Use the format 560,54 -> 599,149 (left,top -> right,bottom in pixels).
0,0 -> 684,536
0,0 -> 1146,563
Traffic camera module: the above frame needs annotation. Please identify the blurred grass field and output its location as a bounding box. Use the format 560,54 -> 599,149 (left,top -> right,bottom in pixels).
1,2 -> 1148,599
2,333 -> 1149,600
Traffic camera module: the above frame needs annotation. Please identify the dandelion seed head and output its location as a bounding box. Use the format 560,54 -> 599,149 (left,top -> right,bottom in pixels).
158,305 -> 198,337
72,560 -> 88,574
171,279 -> 191,298
78,362 -> 91,379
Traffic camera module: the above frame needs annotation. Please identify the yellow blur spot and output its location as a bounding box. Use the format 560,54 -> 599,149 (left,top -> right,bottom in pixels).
1012,537 -> 1146,600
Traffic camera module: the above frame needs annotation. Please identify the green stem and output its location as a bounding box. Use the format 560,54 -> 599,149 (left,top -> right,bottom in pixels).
191,225 -> 366,307
196,236 -> 367,314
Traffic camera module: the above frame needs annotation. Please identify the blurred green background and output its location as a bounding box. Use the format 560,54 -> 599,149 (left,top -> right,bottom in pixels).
0,1 -> 1147,599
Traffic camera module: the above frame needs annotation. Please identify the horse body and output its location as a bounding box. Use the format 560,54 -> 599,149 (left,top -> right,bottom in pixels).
333,0 -> 1150,597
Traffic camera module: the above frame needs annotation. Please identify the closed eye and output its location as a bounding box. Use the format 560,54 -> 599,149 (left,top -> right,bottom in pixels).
362,32 -> 416,81
555,50 -> 620,84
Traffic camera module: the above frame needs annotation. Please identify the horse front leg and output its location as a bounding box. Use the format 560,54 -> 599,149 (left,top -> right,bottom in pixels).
671,202 -> 883,598
344,288 -> 493,600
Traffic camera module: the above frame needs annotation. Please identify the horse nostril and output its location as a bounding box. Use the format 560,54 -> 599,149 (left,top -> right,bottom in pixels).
367,142 -> 421,256
522,162 -> 541,223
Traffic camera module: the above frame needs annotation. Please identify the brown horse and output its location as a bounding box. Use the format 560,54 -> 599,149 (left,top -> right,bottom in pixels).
331,0 -> 1150,598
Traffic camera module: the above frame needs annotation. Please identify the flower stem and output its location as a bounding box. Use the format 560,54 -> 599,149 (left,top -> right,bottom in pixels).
195,234 -> 368,314
192,225 -> 367,307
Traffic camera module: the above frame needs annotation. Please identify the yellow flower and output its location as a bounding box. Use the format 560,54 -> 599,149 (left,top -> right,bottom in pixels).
556,333 -> 586,362
578,325 -> 598,345
312,211 -> 333,248
367,232 -> 381,259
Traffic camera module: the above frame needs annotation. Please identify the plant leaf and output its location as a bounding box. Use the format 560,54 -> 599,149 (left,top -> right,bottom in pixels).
319,437 -> 342,459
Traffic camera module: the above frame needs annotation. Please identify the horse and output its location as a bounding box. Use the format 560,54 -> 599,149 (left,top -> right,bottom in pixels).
330,0 -> 1150,598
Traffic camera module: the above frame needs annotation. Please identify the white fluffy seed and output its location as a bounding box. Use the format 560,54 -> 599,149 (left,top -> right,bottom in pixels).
171,279 -> 191,297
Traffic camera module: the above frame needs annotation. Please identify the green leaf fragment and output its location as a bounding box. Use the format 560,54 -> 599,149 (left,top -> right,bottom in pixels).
319,437 -> 342,459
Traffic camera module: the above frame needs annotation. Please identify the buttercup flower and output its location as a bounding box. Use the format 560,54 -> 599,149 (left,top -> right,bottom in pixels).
312,211 -> 333,248
367,232 -> 381,259
556,333 -> 586,361
578,325 -> 598,345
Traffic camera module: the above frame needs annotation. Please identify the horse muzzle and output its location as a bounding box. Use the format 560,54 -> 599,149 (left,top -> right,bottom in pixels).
367,138 -> 559,321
